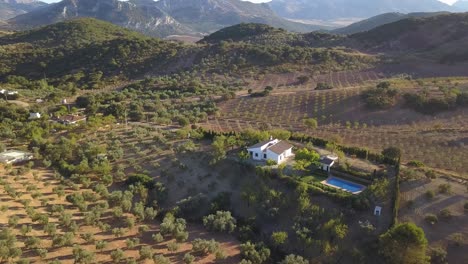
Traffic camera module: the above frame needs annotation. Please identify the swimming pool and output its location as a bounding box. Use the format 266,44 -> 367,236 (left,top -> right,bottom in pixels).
323,177 -> 365,194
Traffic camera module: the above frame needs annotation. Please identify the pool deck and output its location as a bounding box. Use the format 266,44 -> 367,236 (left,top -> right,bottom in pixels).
321,176 -> 366,195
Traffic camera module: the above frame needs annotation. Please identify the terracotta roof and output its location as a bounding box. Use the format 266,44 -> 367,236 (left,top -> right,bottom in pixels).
268,141 -> 292,155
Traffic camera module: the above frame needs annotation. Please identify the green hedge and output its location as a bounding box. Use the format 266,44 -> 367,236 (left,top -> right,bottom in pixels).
391,159 -> 401,227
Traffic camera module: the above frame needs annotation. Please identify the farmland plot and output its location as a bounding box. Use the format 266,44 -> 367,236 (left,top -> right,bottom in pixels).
0,164 -> 241,263
244,69 -> 385,91
203,85 -> 468,177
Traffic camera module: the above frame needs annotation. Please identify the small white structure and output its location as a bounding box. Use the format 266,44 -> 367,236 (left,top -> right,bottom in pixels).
374,206 -> 382,216
54,115 -> 87,125
247,138 -> 293,164
319,155 -> 338,172
29,112 -> 41,120
0,89 -> 18,97
0,150 -> 34,165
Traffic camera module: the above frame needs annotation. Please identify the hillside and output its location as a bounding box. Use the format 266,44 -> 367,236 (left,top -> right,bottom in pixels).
6,0 -> 321,38
200,14 -> 468,66
0,18 -> 188,86
269,0 -> 455,20
333,12 -> 450,35
0,0 -> 46,20
350,13 -> 468,62
0,19 -> 375,89
200,23 -> 342,47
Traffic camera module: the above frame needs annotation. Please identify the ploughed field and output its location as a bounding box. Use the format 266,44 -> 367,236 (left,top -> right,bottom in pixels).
242,70 -> 384,91
202,76 -> 468,177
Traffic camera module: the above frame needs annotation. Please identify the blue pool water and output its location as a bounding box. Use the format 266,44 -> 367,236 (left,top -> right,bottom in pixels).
325,177 -> 365,193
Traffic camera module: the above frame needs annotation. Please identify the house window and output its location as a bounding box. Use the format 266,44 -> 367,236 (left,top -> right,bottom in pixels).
249,151 -> 253,157
255,153 -> 258,157
264,154 -> 267,159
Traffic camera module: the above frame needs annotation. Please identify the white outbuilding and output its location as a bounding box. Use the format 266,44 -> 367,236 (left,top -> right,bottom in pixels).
319,155 -> 338,172
0,150 -> 34,164
247,138 -> 293,164
374,206 -> 382,216
29,113 -> 41,120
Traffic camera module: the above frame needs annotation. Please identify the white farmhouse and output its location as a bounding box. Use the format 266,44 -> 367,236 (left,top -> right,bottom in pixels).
247,139 -> 293,164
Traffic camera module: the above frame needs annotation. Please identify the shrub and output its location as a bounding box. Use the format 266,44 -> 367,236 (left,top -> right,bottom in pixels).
152,233 -> 164,243
271,231 -> 288,246
378,223 -> 428,264
183,253 -> 195,264
426,170 -> 437,179
315,82 -> 332,90
126,238 -> 140,249
152,255 -> 171,264
303,118 -> 318,129
429,247 -> 447,264
167,242 -> 179,252
126,174 -> 154,189
203,211 -> 237,234
265,159 -> 277,166
362,82 -> 398,109
280,254 -> 309,264
192,239 -> 220,256
215,250 -> 226,260
407,160 -> 425,167
160,213 -> 188,241
110,249 -> 124,262
439,209 -> 452,220
424,214 -> 438,225
450,233 -> 465,246
425,190 -> 435,199
240,242 -> 271,264
438,184 -> 451,194
139,246 -> 153,260
95,240 -> 108,252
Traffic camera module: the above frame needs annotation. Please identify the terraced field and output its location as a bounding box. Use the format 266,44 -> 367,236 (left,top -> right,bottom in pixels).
202,78 -> 468,177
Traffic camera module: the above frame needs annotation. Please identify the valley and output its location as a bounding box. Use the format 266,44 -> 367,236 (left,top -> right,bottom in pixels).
0,5 -> 467,264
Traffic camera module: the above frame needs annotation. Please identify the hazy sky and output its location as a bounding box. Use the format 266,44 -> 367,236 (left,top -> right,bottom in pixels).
40,0 -> 460,5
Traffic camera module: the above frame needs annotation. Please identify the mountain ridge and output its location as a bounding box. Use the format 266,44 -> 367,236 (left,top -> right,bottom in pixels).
0,0 -> 47,20
269,0 -> 455,21
5,0 -> 322,38
333,11 -> 451,35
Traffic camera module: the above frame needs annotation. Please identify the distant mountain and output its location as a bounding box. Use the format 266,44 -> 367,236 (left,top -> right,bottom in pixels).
0,0 -> 47,20
454,0 -> 468,11
269,0 -> 455,20
349,13 -> 468,62
333,12 -> 450,35
7,0 -> 189,37
6,0 -> 322,38
154,0 -> 321,33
